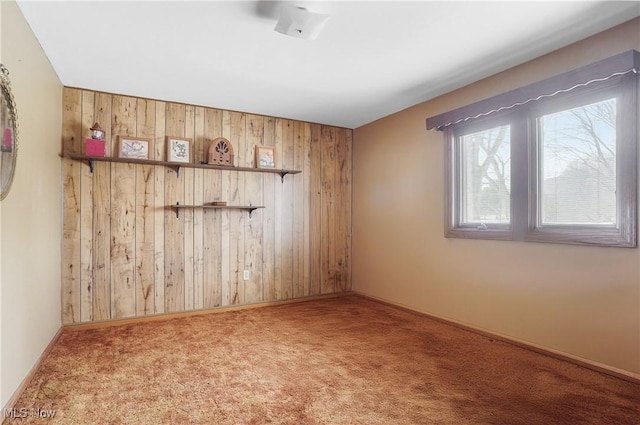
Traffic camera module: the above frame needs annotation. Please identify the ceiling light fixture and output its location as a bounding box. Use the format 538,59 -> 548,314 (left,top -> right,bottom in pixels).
274,4 -> 330,40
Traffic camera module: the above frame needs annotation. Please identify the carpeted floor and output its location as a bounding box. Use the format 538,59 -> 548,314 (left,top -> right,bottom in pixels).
4,295 -> 639,424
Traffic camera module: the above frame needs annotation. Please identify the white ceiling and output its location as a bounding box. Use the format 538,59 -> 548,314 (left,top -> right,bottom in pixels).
16,1 -> 640,129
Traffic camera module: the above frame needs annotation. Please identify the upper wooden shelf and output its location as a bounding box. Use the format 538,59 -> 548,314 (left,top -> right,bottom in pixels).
63,153 -> 302,181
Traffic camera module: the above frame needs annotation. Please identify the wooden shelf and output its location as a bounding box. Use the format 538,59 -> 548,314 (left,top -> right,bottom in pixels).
63,153 -> 301,181
172,203 -> 265,219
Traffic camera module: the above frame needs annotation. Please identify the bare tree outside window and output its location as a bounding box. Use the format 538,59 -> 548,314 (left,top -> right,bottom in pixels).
460,125 -> 511,224
539,98 -> 616,226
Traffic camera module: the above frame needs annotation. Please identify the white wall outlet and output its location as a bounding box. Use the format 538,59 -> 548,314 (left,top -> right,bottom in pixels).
243,270 -> 250,280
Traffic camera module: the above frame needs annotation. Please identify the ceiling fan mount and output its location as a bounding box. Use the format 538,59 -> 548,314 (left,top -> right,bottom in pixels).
273,3 -> 330,40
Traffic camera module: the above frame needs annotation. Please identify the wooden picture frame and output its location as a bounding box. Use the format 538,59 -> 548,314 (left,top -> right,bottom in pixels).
166,136 -> 191,163
118,136 -> 151,160
255,146 -> 275,169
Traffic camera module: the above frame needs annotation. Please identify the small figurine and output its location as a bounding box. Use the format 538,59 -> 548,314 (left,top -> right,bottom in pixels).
86,122 -> 106,157
90,122 -> 105,140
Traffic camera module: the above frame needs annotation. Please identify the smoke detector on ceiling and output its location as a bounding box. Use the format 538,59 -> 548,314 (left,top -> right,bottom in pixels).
274,4 -> 330,40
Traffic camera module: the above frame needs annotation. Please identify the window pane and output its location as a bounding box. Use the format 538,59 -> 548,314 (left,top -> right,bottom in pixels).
539,98 -> 616,225
460,125 -> 511,224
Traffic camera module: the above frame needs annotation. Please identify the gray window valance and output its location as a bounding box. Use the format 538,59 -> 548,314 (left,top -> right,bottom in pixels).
426,49 -> 639,131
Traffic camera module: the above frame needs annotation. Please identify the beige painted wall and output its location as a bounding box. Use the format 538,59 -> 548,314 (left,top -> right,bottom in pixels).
1,0 -> 63,407
353,18 -> 640,377
0,0 -> 3,406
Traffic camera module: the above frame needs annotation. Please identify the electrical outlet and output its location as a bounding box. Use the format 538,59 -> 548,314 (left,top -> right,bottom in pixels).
243,270 -> 250,280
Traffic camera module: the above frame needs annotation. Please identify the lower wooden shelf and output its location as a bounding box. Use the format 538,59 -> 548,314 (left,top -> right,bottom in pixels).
171,202 -> 265,219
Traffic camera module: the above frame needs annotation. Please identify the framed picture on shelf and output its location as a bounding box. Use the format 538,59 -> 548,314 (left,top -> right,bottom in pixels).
255,146 -> 275,169
118,136 -> 151,160
167,136 -> 191,163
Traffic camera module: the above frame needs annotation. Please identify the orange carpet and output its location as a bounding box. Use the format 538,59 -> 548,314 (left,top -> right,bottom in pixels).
5,295 -> 639,424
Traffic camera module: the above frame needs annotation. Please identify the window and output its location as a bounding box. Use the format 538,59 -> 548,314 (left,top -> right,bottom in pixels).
430,50 -> 638,247
460,124 -> 511,226
447,120 -> 513,239
537,98 -> 617,226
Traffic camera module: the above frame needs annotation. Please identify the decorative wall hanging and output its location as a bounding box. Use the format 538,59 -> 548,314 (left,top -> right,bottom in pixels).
118,136 -> 151,160
167,136 -> 191,163
85,122 -> 106,157
208,137 -> 234,166
0,64 -> 19,200
255,146 -> 275,169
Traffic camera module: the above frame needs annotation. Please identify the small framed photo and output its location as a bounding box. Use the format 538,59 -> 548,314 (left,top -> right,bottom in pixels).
118,136 -> 151,160
255,146 -> 275,169
167,136 -> 191,163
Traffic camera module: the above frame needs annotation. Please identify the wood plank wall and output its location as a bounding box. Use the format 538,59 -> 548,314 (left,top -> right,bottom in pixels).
61,88 -> 352,324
